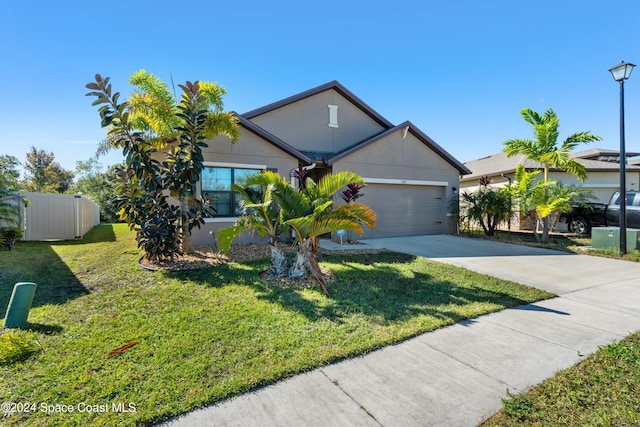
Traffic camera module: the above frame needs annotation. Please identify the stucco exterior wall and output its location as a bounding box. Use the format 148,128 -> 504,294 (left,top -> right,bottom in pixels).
332,129 -> 460,234
190,128 -> 300,247
248,89 -> 387,155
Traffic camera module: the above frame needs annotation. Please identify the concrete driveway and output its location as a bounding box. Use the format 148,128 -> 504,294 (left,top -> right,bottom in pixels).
163,235 -> 640,427
357,234 -> 640,297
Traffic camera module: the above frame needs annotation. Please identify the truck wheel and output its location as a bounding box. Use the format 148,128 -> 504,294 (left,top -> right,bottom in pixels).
568,217 -> 590,235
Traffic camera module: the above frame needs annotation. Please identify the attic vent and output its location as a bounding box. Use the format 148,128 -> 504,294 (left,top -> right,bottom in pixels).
328,104 -> 338,128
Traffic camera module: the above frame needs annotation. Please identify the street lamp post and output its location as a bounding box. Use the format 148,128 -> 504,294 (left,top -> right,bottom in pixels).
609,60 -> 635,256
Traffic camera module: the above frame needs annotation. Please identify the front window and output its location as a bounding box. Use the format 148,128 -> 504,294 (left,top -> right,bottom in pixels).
201,166 -> 262,216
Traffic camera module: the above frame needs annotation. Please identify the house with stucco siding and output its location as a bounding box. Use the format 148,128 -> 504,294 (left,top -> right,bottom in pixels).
461,148 -> 640,231
189,80 -> 470,246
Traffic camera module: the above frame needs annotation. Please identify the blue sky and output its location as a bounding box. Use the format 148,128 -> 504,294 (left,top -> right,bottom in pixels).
1,0 -> 639,175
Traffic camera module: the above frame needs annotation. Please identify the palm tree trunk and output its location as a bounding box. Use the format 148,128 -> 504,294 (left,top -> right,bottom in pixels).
288,240 -> 330,296
288,245 -> 310,279
269,244 -> 290,277
541,216 -> 550,243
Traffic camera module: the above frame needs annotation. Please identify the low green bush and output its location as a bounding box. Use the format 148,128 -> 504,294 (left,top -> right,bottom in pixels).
0,329 -> 41,365
501,389 -> 535,421
0,227 -> 22,244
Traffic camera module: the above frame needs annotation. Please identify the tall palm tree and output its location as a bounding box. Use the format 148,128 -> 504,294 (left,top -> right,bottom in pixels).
504,108 -> 601,183
504,108 -> 601,242
98,69 -> 239,154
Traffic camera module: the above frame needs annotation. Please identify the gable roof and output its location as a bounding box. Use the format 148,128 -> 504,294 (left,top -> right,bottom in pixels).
234,113 -> 313,163
242,80 -> 394,129
462,150 -> 640,182
571,148 -> 640,161
328,121 -> 471,174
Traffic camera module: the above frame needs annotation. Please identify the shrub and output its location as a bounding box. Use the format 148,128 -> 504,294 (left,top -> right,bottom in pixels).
0,227 -> 22,244
0,329 -> 42,365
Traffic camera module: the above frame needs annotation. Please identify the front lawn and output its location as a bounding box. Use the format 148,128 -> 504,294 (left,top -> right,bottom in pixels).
0,224 -> 552,426
482,330 -> 640,426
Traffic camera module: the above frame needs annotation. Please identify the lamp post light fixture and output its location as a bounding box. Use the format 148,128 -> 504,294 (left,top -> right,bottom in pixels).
609,60 -> 635,256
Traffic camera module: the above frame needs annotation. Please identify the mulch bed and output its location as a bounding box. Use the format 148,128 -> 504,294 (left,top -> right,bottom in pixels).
138,243 -> 383,289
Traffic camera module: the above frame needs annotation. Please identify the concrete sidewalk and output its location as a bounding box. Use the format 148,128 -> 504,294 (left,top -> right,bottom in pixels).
162,235 -> 640,427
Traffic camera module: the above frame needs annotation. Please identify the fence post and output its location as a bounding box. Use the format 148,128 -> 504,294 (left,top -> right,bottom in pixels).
75,193 -> 82,239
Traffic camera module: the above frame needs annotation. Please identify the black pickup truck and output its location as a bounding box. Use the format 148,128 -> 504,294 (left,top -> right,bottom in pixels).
562,191 -> 640,235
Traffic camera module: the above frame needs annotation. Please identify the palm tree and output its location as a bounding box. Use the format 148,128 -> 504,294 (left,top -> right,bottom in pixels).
98,69 -> 239,154
504,108 -> 601,242
217,171 -> 290,277
272,171 -> 376,296
218,170 -> 377,296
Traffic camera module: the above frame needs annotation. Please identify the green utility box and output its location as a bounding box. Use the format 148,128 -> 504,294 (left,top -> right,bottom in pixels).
3,282 -> 37,328
592,227 -> 640,250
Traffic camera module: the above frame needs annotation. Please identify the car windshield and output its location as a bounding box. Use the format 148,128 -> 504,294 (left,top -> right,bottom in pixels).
612,193 -> 638,206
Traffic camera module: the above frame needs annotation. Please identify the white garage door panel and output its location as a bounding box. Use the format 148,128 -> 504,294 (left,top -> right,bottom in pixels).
361,184 -> 445,238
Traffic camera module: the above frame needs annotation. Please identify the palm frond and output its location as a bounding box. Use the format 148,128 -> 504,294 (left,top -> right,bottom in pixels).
334,202 -> 377,229
245,170 -> 286,187
504,139 -> 539,159
199,81 -> 226,112
520,108 -> 542,126
563,132 -> 602,147
129,69 -> 176,107
272,180 -> 309,221
203,112 -> 239,142
316,171 -> 364,198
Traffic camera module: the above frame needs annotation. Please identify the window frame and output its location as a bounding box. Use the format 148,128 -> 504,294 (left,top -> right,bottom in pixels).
201,162 -> 266,221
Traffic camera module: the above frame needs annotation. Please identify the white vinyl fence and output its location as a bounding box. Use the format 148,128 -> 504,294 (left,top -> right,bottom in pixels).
8,192 -> 100,241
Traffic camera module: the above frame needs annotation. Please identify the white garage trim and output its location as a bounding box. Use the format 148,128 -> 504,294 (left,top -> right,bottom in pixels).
573,183 -> 621,188
203,161 -> 267,170
363,177 -> 449,187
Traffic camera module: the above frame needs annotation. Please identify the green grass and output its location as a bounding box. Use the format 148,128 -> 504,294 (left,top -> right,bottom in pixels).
482,331 -> 640,426
0,224 -> 553,426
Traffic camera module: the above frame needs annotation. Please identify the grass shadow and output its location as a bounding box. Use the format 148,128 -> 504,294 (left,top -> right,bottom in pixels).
257,252 -> 538,324
187,250 -> 548,328
0,243 -> 89,316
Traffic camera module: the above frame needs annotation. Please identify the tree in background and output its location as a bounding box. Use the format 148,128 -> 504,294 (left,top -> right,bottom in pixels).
459,176 -> 513,236
0,155 -> 21,191
0,155 -> 25,243
73,157 -> 121,223
23,147 -> 74,193
503,108 -> 601,243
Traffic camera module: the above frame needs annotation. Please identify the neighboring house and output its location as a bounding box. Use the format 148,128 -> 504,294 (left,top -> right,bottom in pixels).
461,148 -> 640,229
191,80 -> 470,245
462,148 -> 640,202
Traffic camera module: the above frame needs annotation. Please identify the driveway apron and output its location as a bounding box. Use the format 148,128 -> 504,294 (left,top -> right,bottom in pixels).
161,235 -> 640,427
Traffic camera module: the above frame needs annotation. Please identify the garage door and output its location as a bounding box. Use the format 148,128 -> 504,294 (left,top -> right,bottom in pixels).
359,184 -> 445,238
